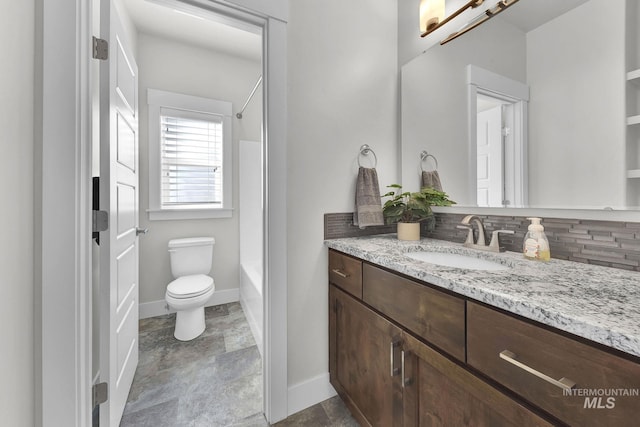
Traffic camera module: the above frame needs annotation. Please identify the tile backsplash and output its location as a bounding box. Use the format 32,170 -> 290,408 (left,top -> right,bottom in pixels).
324,212 -> 396,239
324,212 -> 640,272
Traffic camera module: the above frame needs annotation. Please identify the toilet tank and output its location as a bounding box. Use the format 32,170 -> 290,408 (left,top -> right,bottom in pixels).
168,237 -> 215,278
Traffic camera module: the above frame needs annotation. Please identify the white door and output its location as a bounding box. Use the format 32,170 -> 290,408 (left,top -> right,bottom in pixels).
476,106 -> 503,207
99,1 -> 140,425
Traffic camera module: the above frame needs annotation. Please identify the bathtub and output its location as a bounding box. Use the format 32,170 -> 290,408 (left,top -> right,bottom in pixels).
240,262 -> 263,356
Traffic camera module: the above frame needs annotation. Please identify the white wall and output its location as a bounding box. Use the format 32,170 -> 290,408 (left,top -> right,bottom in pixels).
398,0 -> 424,67
287,0 -> 398,388
401,18 -> 527,202
526,0 -> 626,209
1,1 -> 34,426
137,33 -> 261,304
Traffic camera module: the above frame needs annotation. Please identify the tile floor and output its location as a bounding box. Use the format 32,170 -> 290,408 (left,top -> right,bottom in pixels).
120,302 -> 358,427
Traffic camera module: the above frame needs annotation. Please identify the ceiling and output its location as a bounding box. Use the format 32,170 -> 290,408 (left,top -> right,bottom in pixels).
121,0 -> 262,62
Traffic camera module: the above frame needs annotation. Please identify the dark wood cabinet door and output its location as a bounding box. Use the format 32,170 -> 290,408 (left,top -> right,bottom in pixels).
401,332 -> 555,427
330,285 -> 404,426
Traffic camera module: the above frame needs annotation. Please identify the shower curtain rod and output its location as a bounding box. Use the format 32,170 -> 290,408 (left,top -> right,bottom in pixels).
236,75 -> 263,119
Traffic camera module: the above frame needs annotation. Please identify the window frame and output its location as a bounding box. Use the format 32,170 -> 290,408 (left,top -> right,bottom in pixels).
147,88 -> 233,220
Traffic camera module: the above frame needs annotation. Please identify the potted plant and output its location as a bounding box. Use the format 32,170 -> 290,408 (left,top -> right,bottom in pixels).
382,184 -> 456,241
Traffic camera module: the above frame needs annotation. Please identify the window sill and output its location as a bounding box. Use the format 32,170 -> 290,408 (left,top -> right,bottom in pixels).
147,208 -> 234,221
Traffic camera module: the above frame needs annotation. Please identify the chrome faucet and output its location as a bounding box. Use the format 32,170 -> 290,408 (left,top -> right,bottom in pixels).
456,215 -> 514,253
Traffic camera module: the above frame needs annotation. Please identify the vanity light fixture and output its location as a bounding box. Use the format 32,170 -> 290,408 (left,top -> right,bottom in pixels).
420,0 -> 445,33
420,0 -> 485,37
440,0 -> 520,44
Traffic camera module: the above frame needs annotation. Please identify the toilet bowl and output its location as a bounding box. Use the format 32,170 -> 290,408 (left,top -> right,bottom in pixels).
165,237 -> 215,341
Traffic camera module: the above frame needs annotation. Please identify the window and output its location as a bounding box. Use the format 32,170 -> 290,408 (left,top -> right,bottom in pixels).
148,89 -> 232,220
160,109 -> 222,206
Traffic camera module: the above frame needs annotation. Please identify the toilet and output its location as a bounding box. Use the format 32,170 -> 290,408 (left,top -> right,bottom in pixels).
166,237 -> 216,341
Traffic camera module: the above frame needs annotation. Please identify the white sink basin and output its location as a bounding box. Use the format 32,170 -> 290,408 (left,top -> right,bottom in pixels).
406,251 -> 510,271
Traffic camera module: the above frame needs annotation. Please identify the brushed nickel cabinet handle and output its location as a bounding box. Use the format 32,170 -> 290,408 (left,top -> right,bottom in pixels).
499,350 -> 576,391
331,269 -> 349,278
390,341 -> 401,377
401,350 -> 413,388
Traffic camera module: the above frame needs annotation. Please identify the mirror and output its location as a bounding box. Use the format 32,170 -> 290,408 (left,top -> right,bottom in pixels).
402,0 -> 640,211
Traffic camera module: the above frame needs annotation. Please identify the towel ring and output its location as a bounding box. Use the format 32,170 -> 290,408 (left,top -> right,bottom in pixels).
420,150 -> 438,172
358,144 -> 378,168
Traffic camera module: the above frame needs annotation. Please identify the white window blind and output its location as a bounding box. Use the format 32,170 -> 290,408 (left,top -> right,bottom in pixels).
160,108 -> 223,207
148,89 -> 232,220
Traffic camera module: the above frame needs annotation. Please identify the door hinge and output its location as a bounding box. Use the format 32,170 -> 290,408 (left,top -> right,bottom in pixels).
93,210 -> 109,233
92,382 -> 108,407
92,36 -> 108,60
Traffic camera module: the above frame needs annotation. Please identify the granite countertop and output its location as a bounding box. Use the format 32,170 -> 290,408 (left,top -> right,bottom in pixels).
325,234 -> 640,358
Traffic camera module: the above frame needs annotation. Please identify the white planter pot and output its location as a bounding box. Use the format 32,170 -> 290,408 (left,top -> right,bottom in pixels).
397,222 -> 420,241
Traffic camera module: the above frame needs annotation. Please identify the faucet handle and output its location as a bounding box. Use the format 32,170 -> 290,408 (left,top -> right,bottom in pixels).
489,229 -> 515,252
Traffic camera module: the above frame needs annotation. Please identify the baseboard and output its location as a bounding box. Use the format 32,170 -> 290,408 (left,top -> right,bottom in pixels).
139,288 -> 240,319
287,373 -> 337,417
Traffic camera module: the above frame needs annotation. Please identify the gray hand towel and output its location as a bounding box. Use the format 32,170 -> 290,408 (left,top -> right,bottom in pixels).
421,170 -> 443,192
353,167 -> 384,229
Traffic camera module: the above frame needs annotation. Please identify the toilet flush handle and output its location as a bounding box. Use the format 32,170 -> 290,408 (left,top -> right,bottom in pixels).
136,227 -> 149,236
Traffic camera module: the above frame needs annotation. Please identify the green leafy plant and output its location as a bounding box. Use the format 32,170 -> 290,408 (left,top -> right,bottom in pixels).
382,184 -> 456,224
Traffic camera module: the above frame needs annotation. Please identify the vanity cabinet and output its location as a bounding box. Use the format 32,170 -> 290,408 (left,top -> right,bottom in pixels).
328,249 -> 640,426
328,250 -> 552,426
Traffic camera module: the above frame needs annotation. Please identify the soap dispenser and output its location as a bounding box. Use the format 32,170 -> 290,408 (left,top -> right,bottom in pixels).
523,217 -> 550,261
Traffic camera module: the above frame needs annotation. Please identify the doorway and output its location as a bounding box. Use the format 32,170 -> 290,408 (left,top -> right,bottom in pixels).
467,64 -> 529,209
476,92 -> 518,207
94,0 -> 266,424
39,0 -> 287,425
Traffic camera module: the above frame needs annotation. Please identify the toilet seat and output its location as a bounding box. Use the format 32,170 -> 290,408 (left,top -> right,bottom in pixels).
167,274 -> 214,299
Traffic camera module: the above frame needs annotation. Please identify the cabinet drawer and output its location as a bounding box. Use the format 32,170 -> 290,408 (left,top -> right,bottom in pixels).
467,302 -> 640,427
363,263 -> 465,361
329,250 -> 363,298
